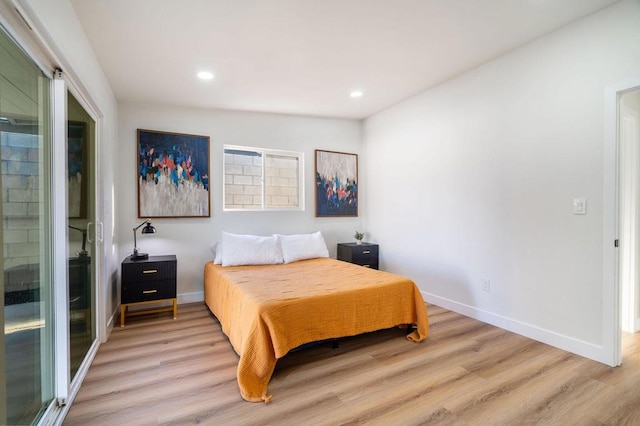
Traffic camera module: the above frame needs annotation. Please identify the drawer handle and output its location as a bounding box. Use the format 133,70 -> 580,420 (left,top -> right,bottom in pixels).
362,250 -> 371,254
142,290 -> 158,294
143,269 -> 158,274
363,264 -> 371,268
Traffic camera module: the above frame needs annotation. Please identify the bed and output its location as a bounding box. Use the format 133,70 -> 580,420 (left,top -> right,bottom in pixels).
204,256 -> 429,402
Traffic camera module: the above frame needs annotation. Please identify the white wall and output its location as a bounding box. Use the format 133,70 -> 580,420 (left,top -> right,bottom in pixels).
118,103 -> 362,302
362,0 -> 640,363
24,0 -> 119,333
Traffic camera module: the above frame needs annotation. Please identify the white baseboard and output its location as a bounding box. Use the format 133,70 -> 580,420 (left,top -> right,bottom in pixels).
106,305 -> 119,335
178,291 -> 204,304
422,291 -> 611,365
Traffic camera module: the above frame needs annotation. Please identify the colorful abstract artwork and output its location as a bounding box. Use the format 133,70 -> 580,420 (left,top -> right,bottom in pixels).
315,149 -> 358,217
137,129 -> 210,218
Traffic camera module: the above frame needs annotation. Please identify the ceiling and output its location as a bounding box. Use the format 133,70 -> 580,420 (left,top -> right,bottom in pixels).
71,0 -> 620,120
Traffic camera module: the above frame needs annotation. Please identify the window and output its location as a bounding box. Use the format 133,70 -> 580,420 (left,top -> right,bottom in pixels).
224,146 -> 304,211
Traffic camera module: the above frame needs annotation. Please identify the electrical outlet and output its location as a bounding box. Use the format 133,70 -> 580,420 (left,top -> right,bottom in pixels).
481,279 -> 490,293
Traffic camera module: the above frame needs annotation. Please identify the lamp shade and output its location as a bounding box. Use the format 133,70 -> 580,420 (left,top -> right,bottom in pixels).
141,223 -> 157,234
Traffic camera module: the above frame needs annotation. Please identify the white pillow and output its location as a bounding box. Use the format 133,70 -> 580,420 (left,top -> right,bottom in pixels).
277,231 -> 329,264
210,241 -> 222,265
221,232 -> 283,267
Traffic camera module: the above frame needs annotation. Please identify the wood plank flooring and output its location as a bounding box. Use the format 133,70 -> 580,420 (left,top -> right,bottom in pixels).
63,303 -> 640,425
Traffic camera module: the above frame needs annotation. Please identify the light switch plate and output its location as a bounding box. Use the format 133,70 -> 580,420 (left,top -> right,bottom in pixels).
573,198 -> 587,215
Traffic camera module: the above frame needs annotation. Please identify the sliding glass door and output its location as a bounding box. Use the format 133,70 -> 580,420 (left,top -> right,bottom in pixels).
1,26 -> 54,425
67,92 -> 95,381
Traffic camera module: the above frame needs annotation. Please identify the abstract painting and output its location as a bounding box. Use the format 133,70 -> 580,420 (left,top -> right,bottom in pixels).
137,129 -> 210,218
315,149 -> 358,217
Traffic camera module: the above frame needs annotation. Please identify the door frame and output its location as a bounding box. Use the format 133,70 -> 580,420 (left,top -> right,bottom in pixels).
64,75 -> 104,398
620,98 -> 640,333
604,77 -> 640,367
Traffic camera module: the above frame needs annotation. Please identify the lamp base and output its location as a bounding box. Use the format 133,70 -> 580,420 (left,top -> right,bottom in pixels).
129,252 -> 149,260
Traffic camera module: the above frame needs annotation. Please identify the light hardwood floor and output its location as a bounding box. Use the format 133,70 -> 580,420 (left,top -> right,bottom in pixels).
63,303 -> 640,425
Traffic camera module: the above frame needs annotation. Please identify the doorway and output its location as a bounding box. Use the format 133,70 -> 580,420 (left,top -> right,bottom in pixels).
620,89 -> 640,341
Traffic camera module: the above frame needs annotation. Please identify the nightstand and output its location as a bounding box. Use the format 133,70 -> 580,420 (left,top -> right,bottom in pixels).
120,255 -> 177,327
337,243 -> 379,270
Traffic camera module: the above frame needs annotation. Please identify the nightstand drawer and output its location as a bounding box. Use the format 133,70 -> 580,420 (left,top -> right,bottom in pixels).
122,260 -> 176,282
122,279 -> 176,303
352,259 -> 379,269
351,245 -> 378,261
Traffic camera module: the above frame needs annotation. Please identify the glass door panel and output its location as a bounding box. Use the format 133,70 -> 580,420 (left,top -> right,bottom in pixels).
67,92 -> 95,381
0,26 -> 53,425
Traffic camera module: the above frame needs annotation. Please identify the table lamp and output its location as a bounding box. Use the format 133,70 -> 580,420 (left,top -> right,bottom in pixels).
131,219 -> 157,260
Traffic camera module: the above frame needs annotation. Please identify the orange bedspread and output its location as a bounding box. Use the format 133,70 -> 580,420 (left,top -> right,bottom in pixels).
203,257 -> 429,402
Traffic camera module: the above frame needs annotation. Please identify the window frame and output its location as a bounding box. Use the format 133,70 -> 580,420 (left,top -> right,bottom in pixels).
223,145 -> 305,212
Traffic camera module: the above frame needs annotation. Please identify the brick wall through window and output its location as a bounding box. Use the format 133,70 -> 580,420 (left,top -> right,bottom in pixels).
223,146 -> 303,211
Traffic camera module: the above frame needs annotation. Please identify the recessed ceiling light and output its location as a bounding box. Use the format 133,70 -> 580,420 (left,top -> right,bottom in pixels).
197,71 -> 214,80
350,90 -> 363,98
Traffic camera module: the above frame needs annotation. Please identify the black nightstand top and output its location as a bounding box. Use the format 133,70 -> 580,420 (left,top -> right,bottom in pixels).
122,254 -> 176,264
338,242 -> 378,248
